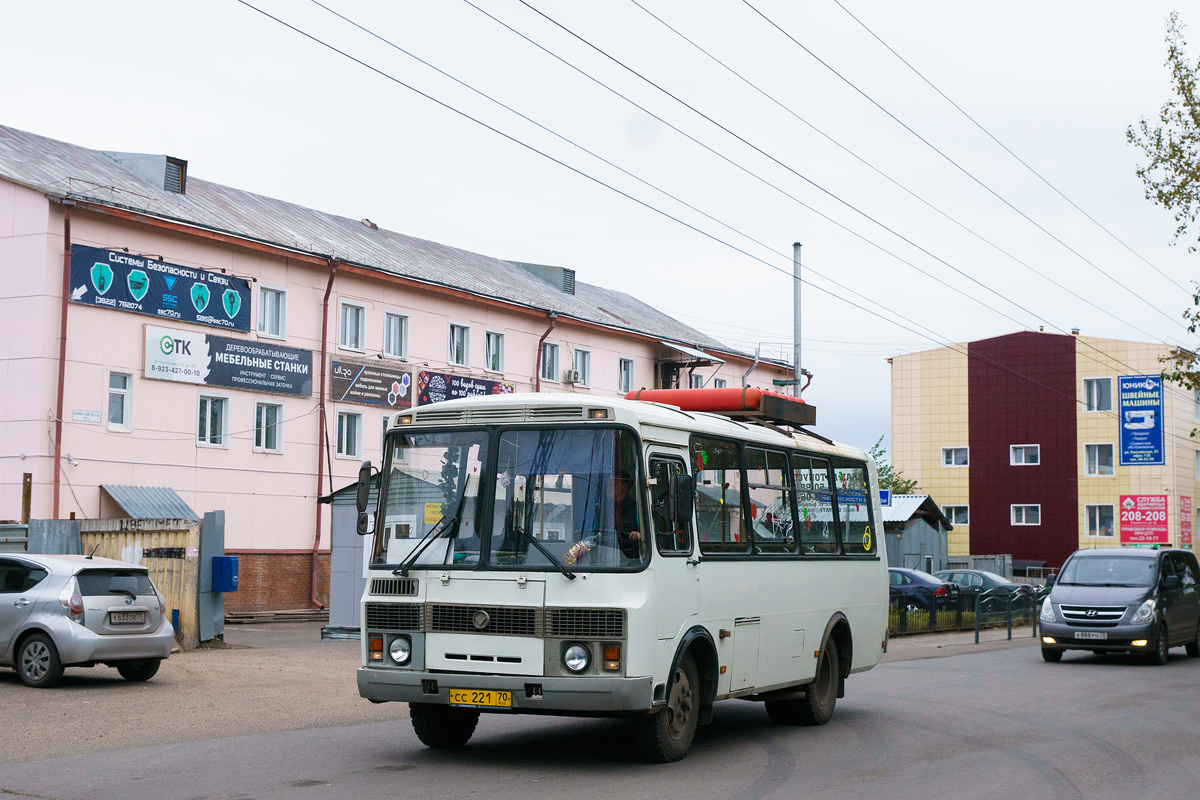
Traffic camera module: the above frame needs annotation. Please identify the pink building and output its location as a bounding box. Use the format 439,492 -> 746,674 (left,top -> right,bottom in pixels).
0,125 -> 790,610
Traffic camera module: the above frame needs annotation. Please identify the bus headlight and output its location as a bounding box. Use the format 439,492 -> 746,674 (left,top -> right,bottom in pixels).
389,636 -> 412,665
564,644 -> 590,673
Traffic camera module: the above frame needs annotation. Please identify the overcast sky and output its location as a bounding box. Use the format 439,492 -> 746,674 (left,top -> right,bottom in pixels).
3,1 -> 1195,452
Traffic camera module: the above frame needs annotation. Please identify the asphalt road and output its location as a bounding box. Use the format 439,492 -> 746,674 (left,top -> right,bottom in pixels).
2,626 -> 1198,800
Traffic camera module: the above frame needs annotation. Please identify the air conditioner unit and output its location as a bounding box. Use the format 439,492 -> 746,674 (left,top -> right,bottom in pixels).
564,369 -> 581,384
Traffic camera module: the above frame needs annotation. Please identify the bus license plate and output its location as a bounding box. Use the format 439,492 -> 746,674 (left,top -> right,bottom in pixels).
1074,631 -> 1107,640
449,689 -> 512,709
110,611 -> 145,625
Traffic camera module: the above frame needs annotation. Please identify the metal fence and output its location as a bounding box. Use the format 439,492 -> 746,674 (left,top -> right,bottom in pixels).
0,523 -> 28,553
889,586 -> 1049,641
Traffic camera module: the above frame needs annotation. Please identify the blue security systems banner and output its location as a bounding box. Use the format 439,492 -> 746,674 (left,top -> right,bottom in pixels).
1118,375 -> 1165,466
70,244 -> 251,332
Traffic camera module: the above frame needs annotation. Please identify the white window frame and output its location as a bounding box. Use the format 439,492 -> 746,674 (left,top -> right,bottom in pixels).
107,371 -> 132,432
383,312 -> 408,359
484,330 -> 505,373
1010,444 -> 1040,466
197,393 -> 230,449
336,410 -> 363,459
1195,389 -> 1200,423
712,377 -> 728,389
1082,377 -> 1112,413
572,347 -> 590,387
1011,504 -> 1041,525
942,447 -> 969,467
541,342 -> 560,383
689,373 -> 705,389
338,300 -> 366,353
618,358 -> 634,394
256,284 -> 287,340
1195,449 -> 1200,481
448,323 -> 470,367
253,401 -> 284,454
1085,504 -> 1116,538
1084,442 -> 1115,477
942,505 -> 969,525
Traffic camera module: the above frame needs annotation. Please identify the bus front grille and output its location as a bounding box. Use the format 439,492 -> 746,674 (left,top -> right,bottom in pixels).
545,608 -> 626,639
370,578 -> 419,597
366,603 -> 424,631
427,604 -> 540,637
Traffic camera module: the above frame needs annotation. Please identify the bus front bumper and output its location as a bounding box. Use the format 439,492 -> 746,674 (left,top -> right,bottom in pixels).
358,667 -> 655,714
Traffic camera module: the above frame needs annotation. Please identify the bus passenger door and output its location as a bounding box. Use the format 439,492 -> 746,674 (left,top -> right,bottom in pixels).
649,454 -> 700,640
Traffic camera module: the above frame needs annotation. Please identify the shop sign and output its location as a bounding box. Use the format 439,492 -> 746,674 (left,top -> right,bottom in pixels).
417,370 -> 515,405
1182,497 -> 1193,546
71,244 -> 251,331
1118,375 -> 1164,466
1119,495 -> 1168,544
330,356 -> 412,409
144,325 -> 312,397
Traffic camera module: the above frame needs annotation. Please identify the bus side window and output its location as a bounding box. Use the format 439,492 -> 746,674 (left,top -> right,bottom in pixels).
692,436 -> 748,554
650,457 -> 692,555
794,455 -> 838,555
746,448 -> 795,554
833,460 -> 876,555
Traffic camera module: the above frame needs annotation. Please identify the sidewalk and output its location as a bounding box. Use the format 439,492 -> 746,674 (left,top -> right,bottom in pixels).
882,626 -> 1040,662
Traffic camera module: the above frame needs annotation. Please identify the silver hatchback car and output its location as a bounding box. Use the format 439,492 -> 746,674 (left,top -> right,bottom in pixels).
0,553 -> 174,687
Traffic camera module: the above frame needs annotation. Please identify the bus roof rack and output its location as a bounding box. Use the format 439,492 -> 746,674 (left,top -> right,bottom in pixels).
624,387 -> 816,428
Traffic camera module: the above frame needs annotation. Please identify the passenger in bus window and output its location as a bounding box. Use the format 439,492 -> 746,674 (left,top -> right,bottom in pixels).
610,470 -> 643,559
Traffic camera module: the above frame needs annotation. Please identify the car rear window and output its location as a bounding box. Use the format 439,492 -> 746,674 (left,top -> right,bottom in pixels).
77,568 -> 153,596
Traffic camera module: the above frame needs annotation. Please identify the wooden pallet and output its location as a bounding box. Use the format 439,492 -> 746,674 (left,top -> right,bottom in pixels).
225,608 -> 330,625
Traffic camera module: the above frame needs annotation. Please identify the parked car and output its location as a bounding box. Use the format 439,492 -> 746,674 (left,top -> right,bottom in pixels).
0,553 -> 174,687
1039,547 -> 1200,665
888,567 -> 959,610
934,569 -> 1031,595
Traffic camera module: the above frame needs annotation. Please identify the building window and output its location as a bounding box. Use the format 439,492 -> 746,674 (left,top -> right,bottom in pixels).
942,505 -> 969,525
713,377 -> 727,388
1086,504 -> 1115,538
337,411 -> 362,458
197,395 -> 228,447
1085,443 -> 1114,477
942,447 -> 968,467
1195,389 -> 1200,422
383,313 -> 408,358
485,331 -> 504,372
448,324 -> 470,366
689,373 -> 705,389
1196,449 -> 1200,480
1011,504 -> 1041,525
618,358 -> 634,394
254,402 -> 282,453
1010,444 -> 1040,465
572,348 -> 590,386
541,342 -> 559,382
1083,378 -> 1112,412
339,301 -> 365,351
257,286 -> 286,338
107,372 -> 131,431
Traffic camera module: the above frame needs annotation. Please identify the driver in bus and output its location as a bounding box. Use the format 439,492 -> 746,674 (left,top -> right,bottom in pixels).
610,470 -> 643,559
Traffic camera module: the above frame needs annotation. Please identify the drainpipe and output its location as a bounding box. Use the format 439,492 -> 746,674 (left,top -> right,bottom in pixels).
741,343 -> 762,388
533,312 -> 557,392
53,202 -> 74,519
312,257 -> 338,609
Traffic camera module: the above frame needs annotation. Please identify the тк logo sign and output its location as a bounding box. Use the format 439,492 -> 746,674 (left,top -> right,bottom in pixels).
160,336 -> 191,356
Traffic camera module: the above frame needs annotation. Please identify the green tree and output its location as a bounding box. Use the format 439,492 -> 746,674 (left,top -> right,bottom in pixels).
868,436 -> 920,495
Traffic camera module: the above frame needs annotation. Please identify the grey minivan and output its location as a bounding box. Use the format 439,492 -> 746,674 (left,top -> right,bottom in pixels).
1039,547 -> 1200,664
0,554 -> 174,687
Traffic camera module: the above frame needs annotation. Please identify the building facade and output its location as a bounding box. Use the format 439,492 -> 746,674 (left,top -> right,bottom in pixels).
892,330 -> 1196,570
0,125 -> 789,610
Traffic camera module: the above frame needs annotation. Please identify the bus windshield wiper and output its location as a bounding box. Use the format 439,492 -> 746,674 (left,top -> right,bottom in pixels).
394,476 -> 471,577
511,524 -> 575,580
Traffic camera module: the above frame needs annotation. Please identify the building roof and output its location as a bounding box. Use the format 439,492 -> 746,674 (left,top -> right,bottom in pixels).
100,485 -> 200,521
880,494 -> 952,530
0,124 -> 779,364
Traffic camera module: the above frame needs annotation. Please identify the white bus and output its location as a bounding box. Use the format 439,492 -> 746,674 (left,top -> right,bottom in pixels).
355,388 -> 888,762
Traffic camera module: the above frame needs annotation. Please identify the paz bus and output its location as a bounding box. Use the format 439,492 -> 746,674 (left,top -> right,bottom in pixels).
354,387 -> 888,762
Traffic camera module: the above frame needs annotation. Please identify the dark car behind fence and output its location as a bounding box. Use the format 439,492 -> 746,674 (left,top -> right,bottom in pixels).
889,585 -> 1049,640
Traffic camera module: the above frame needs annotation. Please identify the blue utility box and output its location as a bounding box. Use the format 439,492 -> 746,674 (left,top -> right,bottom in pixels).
212,555 -> 239,593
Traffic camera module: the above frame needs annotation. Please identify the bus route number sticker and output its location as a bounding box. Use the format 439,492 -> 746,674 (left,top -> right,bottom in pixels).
862,526 -> 872,551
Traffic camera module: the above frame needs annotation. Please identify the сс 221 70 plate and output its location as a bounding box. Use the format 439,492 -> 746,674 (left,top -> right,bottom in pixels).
448,689 -> 512,708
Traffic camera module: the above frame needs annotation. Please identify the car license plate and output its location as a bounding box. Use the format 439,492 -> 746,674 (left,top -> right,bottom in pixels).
448,689 -> 512,708
109,611 -> 145,625
1074,631 -> 1108,640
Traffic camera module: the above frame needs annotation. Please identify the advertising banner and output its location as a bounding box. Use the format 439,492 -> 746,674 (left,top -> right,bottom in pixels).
145,325 -> 312,396
71,244 -> 251,331
330,356 -> 412,409
416,370 -> 515,405
1182,496 -> 1193,546
1118,375 -> 1165,466
1119,495 -> 1169,544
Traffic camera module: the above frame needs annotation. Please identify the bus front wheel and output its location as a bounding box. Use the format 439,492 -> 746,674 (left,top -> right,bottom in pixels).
635,651 -> 699,762
765,639 -> 839,726
410,703 -> 480,749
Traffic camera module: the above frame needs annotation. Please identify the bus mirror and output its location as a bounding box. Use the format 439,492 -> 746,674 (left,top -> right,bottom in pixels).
356,511 -> 373,536
355,460 -> 373,514
669,472 -> 694,526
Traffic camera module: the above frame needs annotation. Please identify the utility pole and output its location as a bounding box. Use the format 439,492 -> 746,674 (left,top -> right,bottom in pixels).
793,242 -> 802,398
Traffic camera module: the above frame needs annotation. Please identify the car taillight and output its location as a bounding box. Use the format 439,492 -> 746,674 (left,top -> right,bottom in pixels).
60,586 -> 85,624
157,591 -> 166,615
935,586 -> 948,595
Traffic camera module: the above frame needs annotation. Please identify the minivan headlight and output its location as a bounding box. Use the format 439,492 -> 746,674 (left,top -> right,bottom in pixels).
1040,601 -> 1056,623
1131,599 -> 1156,624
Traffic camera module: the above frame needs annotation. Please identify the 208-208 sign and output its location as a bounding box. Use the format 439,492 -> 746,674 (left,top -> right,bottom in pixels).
1119,495 -> 1168,544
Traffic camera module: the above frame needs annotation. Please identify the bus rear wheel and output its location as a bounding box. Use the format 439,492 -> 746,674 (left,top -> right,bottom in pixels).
635,651 -> 699,762
766,639 -> 839,726
409,703 -> 480,749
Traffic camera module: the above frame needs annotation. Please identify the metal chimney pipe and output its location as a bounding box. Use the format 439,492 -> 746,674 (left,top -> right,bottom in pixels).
793,242 -> 802,398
